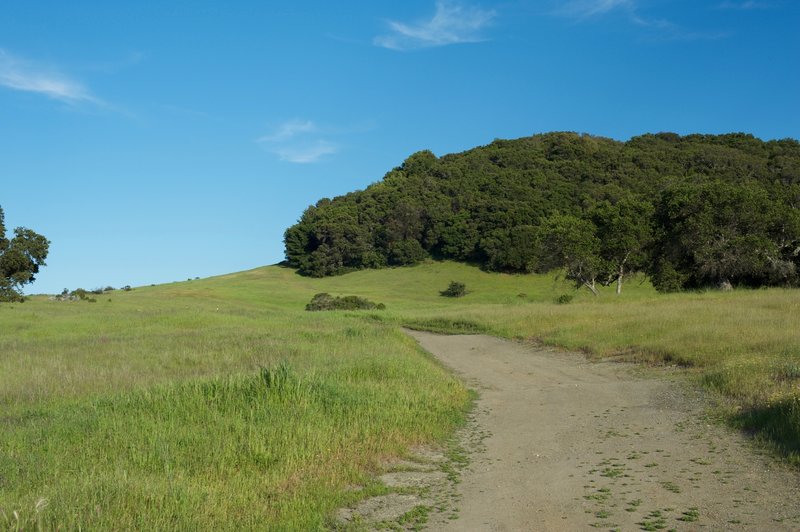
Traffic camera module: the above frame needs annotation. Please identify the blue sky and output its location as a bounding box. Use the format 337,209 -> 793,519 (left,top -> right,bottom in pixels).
1,0 -> 798,294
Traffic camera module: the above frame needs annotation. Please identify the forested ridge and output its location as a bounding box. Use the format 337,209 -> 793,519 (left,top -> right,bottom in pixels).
284,132 -> 800,292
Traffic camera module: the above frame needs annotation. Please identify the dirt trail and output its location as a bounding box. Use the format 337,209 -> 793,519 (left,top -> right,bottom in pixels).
406,330 -> 800,531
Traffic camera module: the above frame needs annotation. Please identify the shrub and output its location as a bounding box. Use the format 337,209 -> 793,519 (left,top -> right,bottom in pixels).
555,293 -> 574,304
64,288 -> 105,303
440,281 -> 467,298
305,293 -> 385,311
71,288 -> 88,300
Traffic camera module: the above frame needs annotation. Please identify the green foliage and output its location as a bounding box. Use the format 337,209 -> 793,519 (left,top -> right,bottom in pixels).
536,213 -> 603,294
590,197 -> 654,291
440,281 -> 467,297
555,293 -> 574,304
305,292 -> 386,311
283,132 -> 800,291
0,206 -> 50,301
388,238 -> 427,265
650,180 -> 799,291
72,288 -> 89,300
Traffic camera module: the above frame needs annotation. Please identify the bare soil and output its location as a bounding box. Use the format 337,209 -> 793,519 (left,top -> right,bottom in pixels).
335,331 -> 800,530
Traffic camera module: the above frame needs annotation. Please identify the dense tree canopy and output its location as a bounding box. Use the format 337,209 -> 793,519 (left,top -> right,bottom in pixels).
0,206 -> 50,301
284,132 -> 800,292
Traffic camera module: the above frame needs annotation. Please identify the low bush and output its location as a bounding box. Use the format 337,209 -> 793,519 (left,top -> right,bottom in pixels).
71,288 -> 88,300
440,281 -> 467,298
305,293 -> 386,312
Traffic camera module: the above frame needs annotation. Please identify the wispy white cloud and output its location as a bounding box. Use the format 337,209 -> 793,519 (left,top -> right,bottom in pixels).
84,50 -> 145,74
273,141 -> 338,164
555,0 -> 634,19
257,120 -> 337,164
257,119 -> 317,143
374,1 -> 496,51
554,0 -> 729,41
0,49 -> 99,104
716,1 -> 773,9
632,15 -> 730,41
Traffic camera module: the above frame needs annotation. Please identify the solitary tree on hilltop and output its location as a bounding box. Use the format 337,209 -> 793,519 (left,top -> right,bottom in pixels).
0,206 -> 50,302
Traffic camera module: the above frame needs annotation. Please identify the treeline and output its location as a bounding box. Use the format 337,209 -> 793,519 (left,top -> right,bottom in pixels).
284,132 -> 800,292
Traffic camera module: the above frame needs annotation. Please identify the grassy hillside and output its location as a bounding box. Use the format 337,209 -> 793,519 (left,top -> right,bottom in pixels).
2,261 -> 799,528
0,267 -> 471,530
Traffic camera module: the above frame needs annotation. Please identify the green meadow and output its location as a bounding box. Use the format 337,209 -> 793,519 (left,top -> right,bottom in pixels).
2,261 -> 799,529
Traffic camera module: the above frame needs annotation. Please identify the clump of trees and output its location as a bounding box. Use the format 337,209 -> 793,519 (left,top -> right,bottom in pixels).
0,206 -> 50,302
284,132 -> 800,293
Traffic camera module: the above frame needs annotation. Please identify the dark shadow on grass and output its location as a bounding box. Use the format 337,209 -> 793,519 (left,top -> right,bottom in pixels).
730,396 -> 800,466
403,318 -> 491,335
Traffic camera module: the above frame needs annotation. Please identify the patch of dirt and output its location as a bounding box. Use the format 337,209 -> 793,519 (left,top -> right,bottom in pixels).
399,330 -> 800,531
333,445 -> 462,530
337,493 -> 430,526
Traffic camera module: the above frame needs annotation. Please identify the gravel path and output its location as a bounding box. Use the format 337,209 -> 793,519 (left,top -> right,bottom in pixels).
406,330 -> 800,531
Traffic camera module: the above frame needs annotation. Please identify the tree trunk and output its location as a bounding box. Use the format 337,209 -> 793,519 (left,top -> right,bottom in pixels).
584,279 -> 599,296
616,265 -> 624,295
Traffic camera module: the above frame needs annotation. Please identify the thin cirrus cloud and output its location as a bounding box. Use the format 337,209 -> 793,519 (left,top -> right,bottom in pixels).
0,49 -> 98,104
716,1 -> 773,9
554,0 -> 729,41
272,141 -> 338,164
257,119 -> 317,143
554,0 -> 634,19
257,120 -> 338,164
374,1 -> 496,51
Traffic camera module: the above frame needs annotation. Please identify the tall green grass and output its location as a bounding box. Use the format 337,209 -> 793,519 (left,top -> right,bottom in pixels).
2,353 -> 465,529
0,276 -> 468,529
